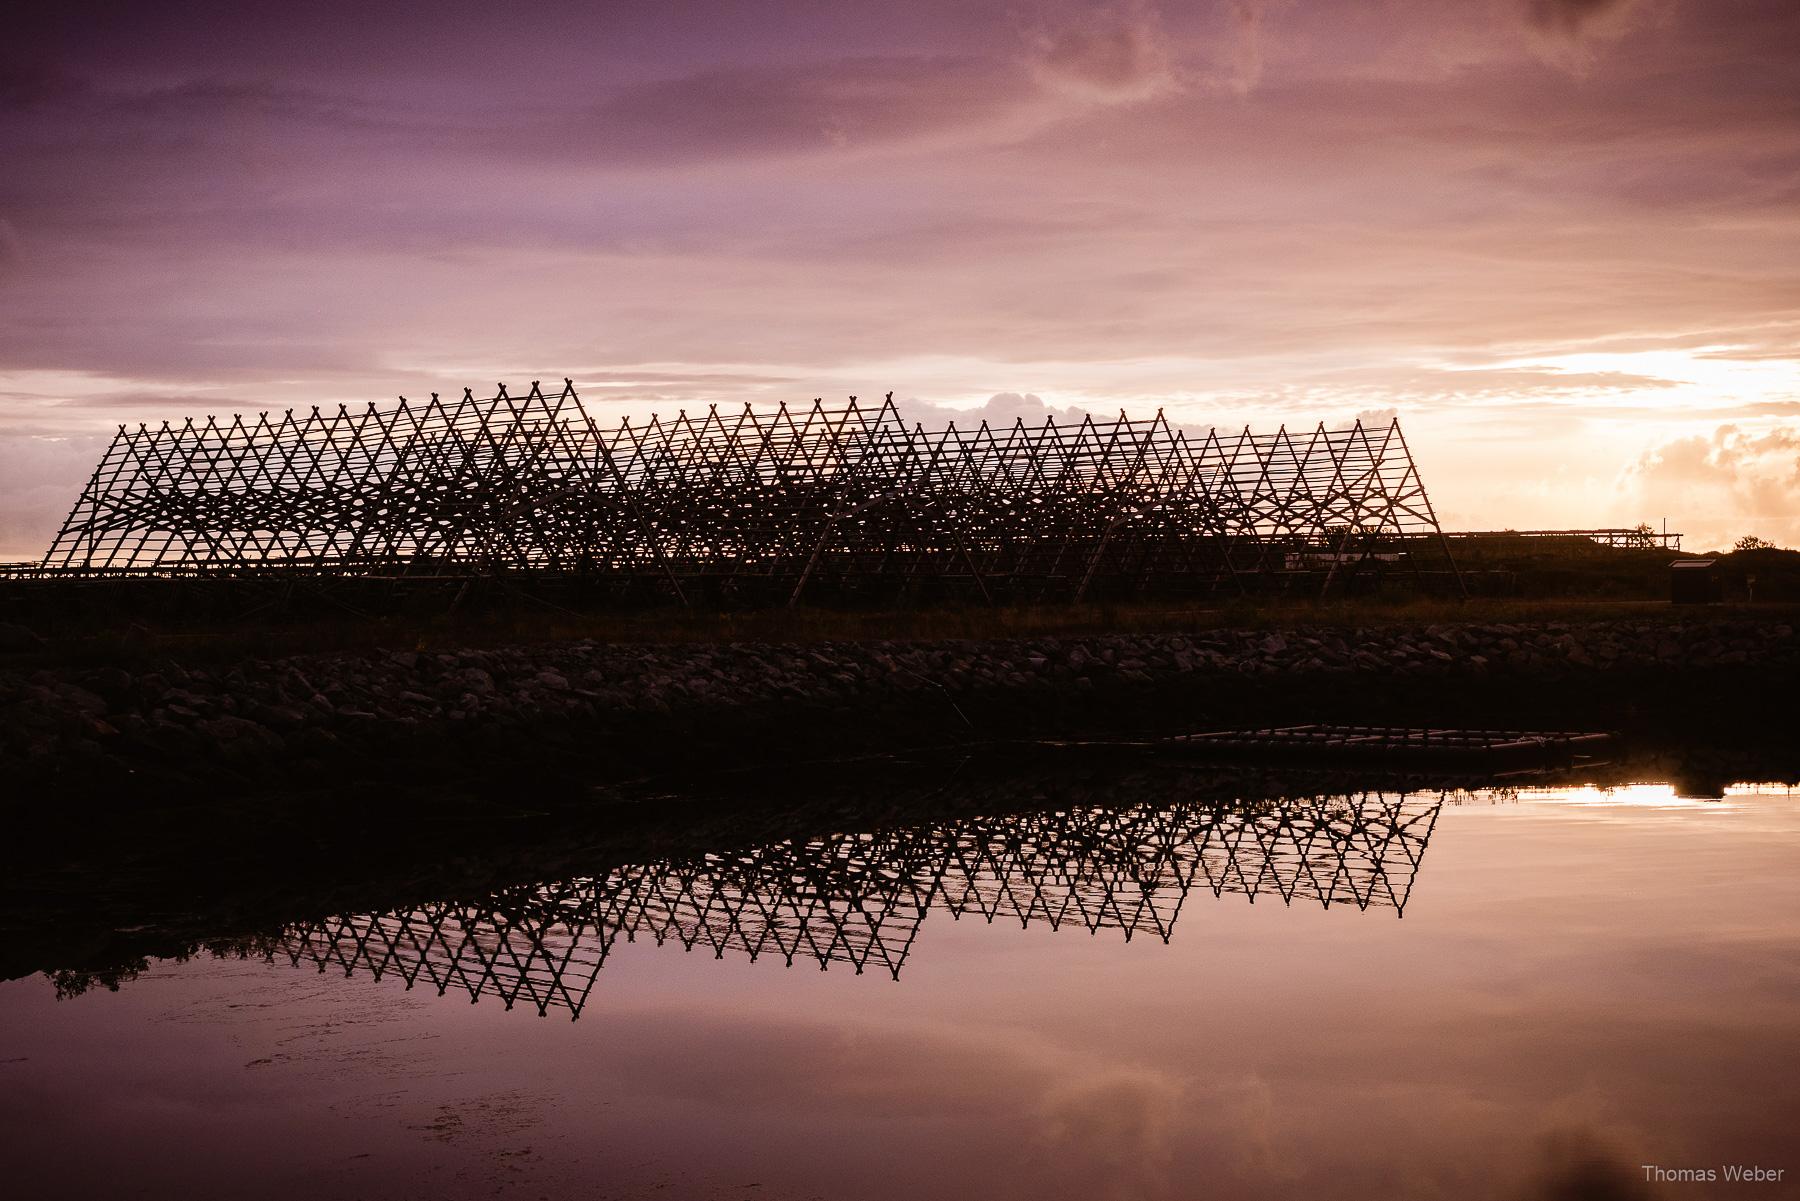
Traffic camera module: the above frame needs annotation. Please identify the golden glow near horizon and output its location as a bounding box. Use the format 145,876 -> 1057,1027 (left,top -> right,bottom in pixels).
1513,784 -> 1710,808
1459,349 -> 1800,430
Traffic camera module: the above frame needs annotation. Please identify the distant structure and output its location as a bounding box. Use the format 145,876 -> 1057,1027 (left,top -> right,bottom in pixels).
276,790 -> 1442,1018
1447,528 -> 1682,551
35,379 -> 1461,602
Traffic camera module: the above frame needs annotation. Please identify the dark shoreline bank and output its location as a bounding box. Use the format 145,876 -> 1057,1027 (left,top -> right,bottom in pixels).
5,610 -> 1795,803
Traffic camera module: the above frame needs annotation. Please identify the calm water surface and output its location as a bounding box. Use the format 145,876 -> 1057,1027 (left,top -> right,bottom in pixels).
3,781 -> 1797,1200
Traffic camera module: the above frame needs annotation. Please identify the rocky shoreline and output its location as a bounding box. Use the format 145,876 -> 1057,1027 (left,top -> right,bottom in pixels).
3,613 -> 1794,799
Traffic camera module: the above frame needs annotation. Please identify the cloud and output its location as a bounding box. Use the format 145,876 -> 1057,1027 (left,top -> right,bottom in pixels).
0,431 -> 112,560
1032,1067 -> 1183,1201
517,9 -> 1181,171
589,1005 -> 1197,1170
1522,0 -> 1643,39
1518,0 -> 1659,70
1028,2 -> 1177,102
1718,400 -> 1800,419
515,56 -> 1041,168
1339,368 -> 1684,404
1223,1 -> 1270,94
897,392 -> 1099,429
1623,423 -> 1800,548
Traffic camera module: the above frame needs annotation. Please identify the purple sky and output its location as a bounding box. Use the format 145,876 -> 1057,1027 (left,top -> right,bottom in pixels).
3,0 -> 1797,555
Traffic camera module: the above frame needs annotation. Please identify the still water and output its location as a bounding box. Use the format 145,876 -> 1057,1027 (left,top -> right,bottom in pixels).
3,772 -> 1797,1200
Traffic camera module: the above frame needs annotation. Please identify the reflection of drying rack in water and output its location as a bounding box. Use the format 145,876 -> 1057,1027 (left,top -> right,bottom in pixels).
278,791 -> 1441,1019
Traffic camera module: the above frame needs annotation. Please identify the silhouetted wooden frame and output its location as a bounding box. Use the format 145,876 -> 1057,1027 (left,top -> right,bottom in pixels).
38,380 -> 1465,601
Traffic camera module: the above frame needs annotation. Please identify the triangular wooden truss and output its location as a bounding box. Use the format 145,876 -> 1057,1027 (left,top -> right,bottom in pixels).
42,380 -> 1462,599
